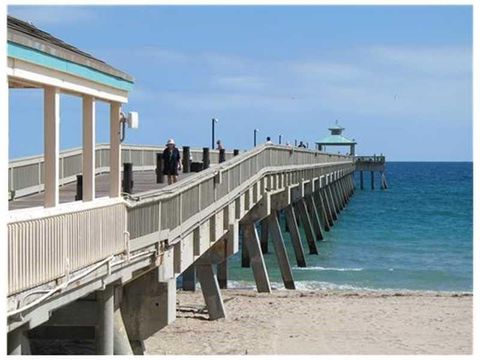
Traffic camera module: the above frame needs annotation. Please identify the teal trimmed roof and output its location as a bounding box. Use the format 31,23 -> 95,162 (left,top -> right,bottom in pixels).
316,134 -> 356,145
7,16 -> 134,91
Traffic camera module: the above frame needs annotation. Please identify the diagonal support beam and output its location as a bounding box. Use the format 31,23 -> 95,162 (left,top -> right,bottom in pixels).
294,199 -> 318,254
284,205 -> 307,267
243,222 -> 271,292
305,195 -> 324,241
196,264 -> 226,320
268,212 -> 295,289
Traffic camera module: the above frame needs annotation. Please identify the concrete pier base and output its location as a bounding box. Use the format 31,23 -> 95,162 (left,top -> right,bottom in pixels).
284,205 -> 307,267
182,265 -> 196,291
268,212 -> 295,289
197,264 -> 226,320
96,284 -> 114,355
121,271 -> 176,352
294,199 -> 318,254
243,222 -> 271,292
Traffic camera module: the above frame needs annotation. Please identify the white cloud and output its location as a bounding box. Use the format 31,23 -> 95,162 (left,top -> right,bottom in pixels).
8,6 -> 96,26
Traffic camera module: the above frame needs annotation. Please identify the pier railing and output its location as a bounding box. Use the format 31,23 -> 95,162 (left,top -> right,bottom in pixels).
8,144 -> 236,199
7,145 -> 354,295
355,155 -> 385,163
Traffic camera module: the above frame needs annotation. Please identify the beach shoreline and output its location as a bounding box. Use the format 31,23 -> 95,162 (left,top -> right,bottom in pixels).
145,289 -> 472,355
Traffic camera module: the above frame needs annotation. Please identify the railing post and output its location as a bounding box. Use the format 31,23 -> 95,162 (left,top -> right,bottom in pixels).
122,163 -> 133,194
233,149 -> 239,156
109,102 -> 122,198
182,146 -> 191,173
156,153 -> 164,184
219,148 -> 226,163
75,174 -> 83,201
44,86 -> 60,207
202,147 -> 210,169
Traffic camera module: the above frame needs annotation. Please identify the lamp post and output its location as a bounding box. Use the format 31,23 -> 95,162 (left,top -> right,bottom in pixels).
211,118 -> 218,149
279,134 -> 282,144
254,128 -> 259,147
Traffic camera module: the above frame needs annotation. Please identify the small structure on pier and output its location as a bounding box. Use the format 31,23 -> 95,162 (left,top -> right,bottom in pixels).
316,121 -> 356,156
355,155 -> 388,190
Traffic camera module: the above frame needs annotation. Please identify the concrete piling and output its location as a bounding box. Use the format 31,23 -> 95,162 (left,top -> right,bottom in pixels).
294,199 -> 319,255
305,195 -> 324,241
114,307 -> 133,355
268,212 -> 295,289
360,170 -> 364,190
7,326 -> 28,355
260,219 -> 269,254
96,284 -> 114,355
371,171 -> 375,190
315,190 -> 331,231
182,146 -> 191,173
284,205 -> 307,267
182,265 -> 196,291
196,264 -> 226,320
243,222 -> 271,292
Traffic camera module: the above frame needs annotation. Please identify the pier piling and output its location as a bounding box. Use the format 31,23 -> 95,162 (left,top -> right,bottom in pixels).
268,212 -> 295,289
284,205 -> 307,267
260,219 -> 269,254
305,195 -> 324,241
182,265 -> 197,291
294,199 -> 319,254
360,171 -> 364,190
243,222 -> 271,292
96,284 -> 114,355
371,171 -> 375,190
197,264 -> 226,320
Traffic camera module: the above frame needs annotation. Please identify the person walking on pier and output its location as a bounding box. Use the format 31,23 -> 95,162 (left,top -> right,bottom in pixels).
163,138 -> 182,185
216,140 -> 224,150
266,137 -> 273,145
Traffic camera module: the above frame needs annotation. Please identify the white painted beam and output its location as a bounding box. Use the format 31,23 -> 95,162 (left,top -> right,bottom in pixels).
82,95 -> 95,201
109,102 -> 121,197
43,86 -> 60,208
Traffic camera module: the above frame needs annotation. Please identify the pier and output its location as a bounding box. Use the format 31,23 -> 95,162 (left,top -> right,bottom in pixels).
6,16 -> 384,355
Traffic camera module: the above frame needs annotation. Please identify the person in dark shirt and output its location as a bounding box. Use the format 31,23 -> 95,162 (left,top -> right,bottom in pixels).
298,141 -> 307,148
162,138 -> 182,185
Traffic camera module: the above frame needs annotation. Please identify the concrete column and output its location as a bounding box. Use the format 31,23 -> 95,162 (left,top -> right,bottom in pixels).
243,222 -> 271,292
217,259 -> 228,289
241,233 -> 250,268
371,171 -> 375,190
284,205 -> 307,267
109,102 -> 122,197
315,190 -> 331,231
268,212 -> 295,289
360,171 -> 364,190
96,284 -> 114,355
44,86 -> 60,208
260,218 -> 269,254
294,199 -> 318,255
305,195 -> 324,240
182,265 -> 196,291
335,181 -> 345,209
326,186 -> 339,220
196,264 -> 226,320
82,95 -> 95,201
114,307 -> 133,355
321,188 -> 335,226
7,326 -> 29,355
340,177 -> 349,203
332,182 -> 343,211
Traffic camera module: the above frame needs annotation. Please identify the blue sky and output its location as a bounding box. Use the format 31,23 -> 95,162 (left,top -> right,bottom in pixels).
8,5 -> 472,161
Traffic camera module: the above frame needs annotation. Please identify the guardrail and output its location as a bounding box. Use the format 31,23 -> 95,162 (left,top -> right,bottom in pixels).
355,155 -> 385,163
7,145 -> 354,295
8,144 -> 236,199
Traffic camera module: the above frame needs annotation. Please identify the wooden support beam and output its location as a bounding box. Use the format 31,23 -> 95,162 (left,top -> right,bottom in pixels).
284,205 -> 307,267
196,264 -> 226,320
268,212 -> 295,289
243,222 -> 271,292
294,199 -> 318,255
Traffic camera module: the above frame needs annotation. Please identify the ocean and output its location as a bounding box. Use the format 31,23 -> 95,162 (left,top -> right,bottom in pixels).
228,162 -> 473,293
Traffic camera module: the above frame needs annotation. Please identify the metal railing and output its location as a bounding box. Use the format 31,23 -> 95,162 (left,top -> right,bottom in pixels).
355,155 -> 386,163
8,144 -> 236,199
7,145 -> 354,295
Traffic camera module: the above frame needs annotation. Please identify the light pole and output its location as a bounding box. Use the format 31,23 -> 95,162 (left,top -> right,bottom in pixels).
211,118 -> 218,149
254,128 -> 259,147
279,134 -> 282,144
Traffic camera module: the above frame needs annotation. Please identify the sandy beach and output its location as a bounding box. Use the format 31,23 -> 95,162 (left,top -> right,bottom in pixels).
145,289 -> 472,355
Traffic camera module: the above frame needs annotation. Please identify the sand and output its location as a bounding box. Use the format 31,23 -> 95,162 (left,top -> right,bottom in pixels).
144,289 -> 472,355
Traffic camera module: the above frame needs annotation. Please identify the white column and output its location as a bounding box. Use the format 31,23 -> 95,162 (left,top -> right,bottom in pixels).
109,102 -> 121,197
82,95 -> 95,201
44,86 -> 60,208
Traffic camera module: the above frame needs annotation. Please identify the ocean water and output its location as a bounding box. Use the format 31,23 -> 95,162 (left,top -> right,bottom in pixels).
228,162 -> 473,292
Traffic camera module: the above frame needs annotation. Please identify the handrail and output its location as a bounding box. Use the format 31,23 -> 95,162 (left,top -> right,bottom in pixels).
7,144 -> 355,296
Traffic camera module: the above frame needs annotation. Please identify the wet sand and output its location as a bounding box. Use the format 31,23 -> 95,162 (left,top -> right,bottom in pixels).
145,289 -> 472,355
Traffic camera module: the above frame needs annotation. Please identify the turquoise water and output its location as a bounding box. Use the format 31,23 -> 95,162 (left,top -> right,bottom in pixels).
228,162 -> 473,292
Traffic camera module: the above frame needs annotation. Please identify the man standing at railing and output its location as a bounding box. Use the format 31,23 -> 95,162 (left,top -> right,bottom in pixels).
163,139 -> 182,185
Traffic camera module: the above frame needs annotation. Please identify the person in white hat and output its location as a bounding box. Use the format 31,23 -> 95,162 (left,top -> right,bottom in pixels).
162,138 -> 182,184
